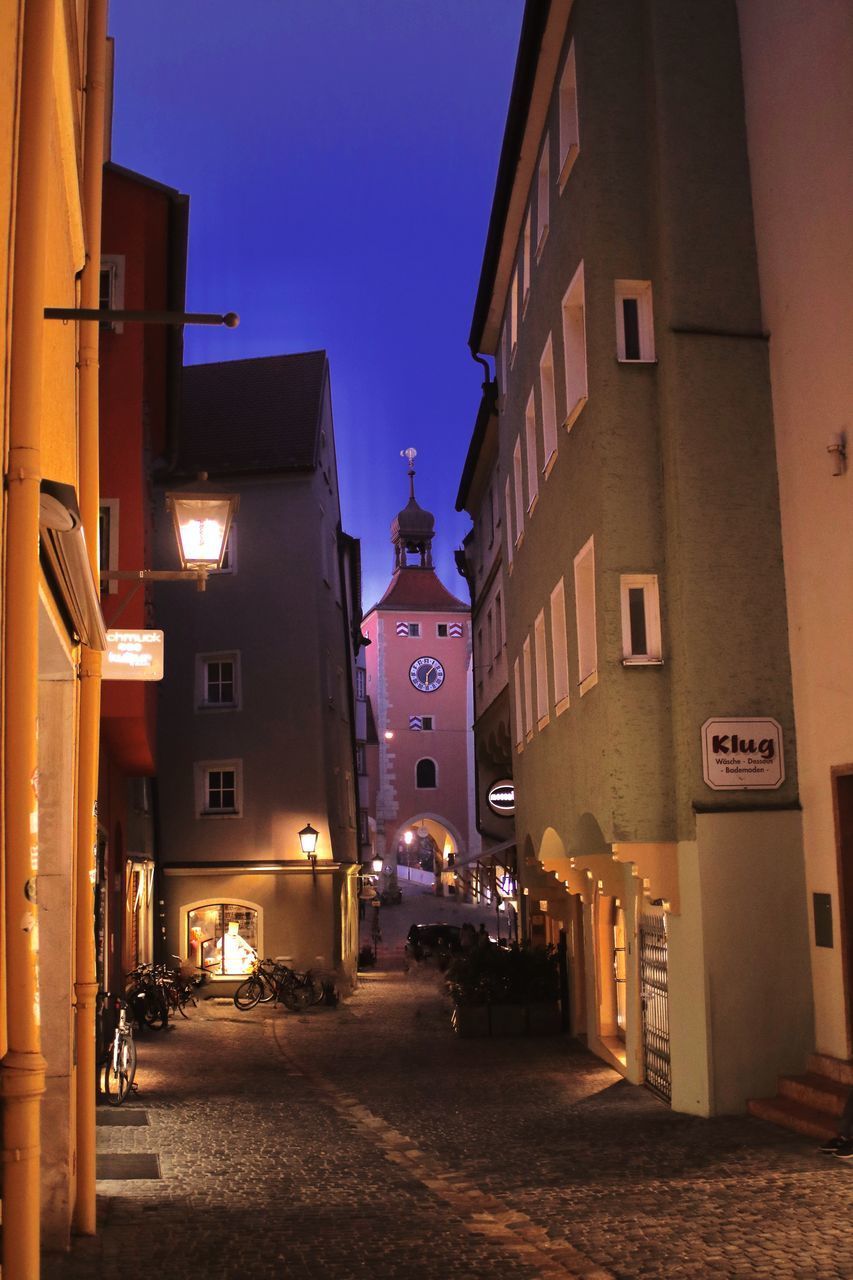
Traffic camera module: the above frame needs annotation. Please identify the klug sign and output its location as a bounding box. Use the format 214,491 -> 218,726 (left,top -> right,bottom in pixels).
701,717 -> 784,790
487,779 -> 515,816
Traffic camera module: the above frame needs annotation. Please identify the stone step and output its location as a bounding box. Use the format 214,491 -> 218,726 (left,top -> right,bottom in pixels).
808,1053 -> 853,1087
747,1093 -> 837,1140
779,1071 -> 850,1116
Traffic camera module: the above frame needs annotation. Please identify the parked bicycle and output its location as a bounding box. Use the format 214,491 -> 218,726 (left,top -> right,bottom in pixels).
233,958 -> 327,1012
99,994 -> 137,1106
126,959 -> 207,1030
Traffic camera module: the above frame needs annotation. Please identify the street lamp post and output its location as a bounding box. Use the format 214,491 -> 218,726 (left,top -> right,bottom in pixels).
299,822 -> 320,880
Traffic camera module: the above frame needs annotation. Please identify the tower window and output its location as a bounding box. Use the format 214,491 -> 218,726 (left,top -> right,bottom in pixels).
415,758 -> 437,789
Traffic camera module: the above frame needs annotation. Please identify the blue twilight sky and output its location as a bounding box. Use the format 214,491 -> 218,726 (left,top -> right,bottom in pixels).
107,0 -> 524,610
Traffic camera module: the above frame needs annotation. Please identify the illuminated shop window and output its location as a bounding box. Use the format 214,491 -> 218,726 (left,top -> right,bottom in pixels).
187,903 -> 258,976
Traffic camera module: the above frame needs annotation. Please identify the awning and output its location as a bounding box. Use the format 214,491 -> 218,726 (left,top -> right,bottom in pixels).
39,480 -> 107,650
451,838 -> 517,871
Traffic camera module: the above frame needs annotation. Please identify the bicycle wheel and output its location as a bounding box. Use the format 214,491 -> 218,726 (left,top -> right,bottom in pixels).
280,981 -> 312,1011
103,1035 -> 137,1106
142,987 -> 169,1030
258,972 -> 277,1003
233,976 -> 264,1010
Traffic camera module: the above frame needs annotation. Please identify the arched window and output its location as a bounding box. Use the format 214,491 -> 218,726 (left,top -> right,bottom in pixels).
416,758 -> 437,789
187,902 -> 259,976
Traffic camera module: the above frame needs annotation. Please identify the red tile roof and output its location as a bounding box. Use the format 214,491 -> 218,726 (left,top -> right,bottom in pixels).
368,568 -> 468,614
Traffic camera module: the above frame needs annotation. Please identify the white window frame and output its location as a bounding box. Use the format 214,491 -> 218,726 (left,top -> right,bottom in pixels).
407,622 -> 421,638
522,209 -> 532,311
539,335 -> 558,474
500,322 -> 508,403
510,268 -> 519,362
99,254 -> 126,333
196,651 -> 241,711
211,524 -> 237,575
513,657 -> 524,750
536,135 -> 550,257
524,390 -> 539,513
550,578 -> 570,713
534,609 -> 549,729
522,637 -> 534,741
415,757 -> 438,790
615,280 -> 656,362
558,42 -> 579,191
513,440 -> 524,546
620,574 -> 663,664
196,760 -> 243,819
574,537 -> 597,694
99,497 -> 120,595
504,479 -> 515,567
562,261 -> 587,430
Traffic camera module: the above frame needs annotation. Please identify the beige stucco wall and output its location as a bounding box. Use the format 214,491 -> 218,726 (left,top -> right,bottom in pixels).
736,0 -> 853,1060
669,811 -> 812,1116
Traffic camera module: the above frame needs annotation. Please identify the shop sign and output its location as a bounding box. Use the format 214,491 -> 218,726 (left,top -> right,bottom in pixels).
487,779 -> 515,816
103,629 -> 164,681
701,717 -> 784,790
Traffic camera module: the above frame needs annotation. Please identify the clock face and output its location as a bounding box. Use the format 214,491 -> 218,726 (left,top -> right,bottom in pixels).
409,656 -> 445,693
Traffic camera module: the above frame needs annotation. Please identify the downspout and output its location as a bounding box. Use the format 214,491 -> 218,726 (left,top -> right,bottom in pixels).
73,0 -> 108,1237
1,1 -> 55,1276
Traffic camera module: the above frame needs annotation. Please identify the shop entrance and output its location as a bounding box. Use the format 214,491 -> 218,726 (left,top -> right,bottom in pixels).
834,769 -> 853,1049
639,909 -> 671,1102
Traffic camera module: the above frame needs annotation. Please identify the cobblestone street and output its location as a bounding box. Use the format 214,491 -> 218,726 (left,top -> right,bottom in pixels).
46,963 -> 852,1280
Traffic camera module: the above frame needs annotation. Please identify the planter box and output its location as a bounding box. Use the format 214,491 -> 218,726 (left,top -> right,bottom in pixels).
451,1005 -> 490,1038
526,1002 -> 562,1036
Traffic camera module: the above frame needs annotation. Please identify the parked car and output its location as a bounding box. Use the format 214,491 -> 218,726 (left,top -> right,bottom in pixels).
405,923 -> 462,965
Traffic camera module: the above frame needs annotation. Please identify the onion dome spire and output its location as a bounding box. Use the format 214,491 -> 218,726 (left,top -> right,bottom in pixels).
391,447 -> 435,570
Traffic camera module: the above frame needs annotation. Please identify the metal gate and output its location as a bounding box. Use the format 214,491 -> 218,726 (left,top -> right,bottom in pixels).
639,912 -> 671,1102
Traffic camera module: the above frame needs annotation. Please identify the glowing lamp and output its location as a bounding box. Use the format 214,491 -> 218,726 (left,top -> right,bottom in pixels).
166,472 -> 239,571
299,822 -> 319,879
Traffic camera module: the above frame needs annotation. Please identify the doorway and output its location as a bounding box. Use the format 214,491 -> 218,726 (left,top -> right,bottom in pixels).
639,909 -> 671,1102
833,769 -> 853,1049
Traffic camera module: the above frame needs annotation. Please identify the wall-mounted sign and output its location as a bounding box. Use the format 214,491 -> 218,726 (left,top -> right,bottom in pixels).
701,717 -> 784,790
103,630 -> 164,681
487,779 -> 515,816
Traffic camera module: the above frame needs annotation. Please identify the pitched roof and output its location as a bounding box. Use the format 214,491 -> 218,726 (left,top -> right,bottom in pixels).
177,352 -> 328,475
368,567 -> 468,614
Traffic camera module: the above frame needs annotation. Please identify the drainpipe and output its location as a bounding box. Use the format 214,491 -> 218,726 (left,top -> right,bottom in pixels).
73,0 -> 108,1238
1,1 -> 55,1275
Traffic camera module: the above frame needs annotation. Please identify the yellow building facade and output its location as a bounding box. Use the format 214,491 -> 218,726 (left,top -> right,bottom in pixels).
1,2 -> 108,1274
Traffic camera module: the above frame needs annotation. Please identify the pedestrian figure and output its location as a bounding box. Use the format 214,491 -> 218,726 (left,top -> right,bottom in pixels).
477,922 -> 489,947
819,1088 -> 853,1159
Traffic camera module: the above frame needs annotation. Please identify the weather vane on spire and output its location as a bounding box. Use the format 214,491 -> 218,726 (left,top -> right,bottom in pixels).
401,447 -> 417,499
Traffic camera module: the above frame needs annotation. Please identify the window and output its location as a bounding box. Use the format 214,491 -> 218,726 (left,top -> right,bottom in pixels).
522,210 -> 532,309
188,903 -> 258,976
99,254 -> 126,332
356,744 -> 366,775
562,261 -> 587,429
550,578 -> 570,712
396,621 -> 420,637
198,653 -> 240,709
539,335 -> 558,471
504,479 -> 514,566
197,761 -> 242,817
212,524 -> 237,575
495,593 -> 503,656
534,609 -> 549,728
615,281 -> 655,362
574,537 -> 597,692
558,42 -> 579,189
523,637 -> 533,740
416,758 -> 437,789
513,440 -> 524,545
355,667 -> 367,700
536,135 -> 550,255
487,609 -> 494,669
510,268 -> 519,359
524,391 -> 539,512
487,484 -> 495,548
437,623 -> 448,638
513,657 -> 524,749
99,498 -> 119,594
421,716 -> 434,731
620,574 -> 663,663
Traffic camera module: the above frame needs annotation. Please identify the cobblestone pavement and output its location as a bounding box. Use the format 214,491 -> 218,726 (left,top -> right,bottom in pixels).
46,965 -> 852,1280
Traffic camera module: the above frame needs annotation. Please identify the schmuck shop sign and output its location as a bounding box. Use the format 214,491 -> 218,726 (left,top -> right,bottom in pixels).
103,630 -> 164,681
701,717 -> 784,790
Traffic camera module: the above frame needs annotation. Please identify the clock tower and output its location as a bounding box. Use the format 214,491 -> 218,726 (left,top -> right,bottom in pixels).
363,450 -> 478,896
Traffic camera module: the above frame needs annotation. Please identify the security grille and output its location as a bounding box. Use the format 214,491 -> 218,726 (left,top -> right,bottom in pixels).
639,911 -> 671,1102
